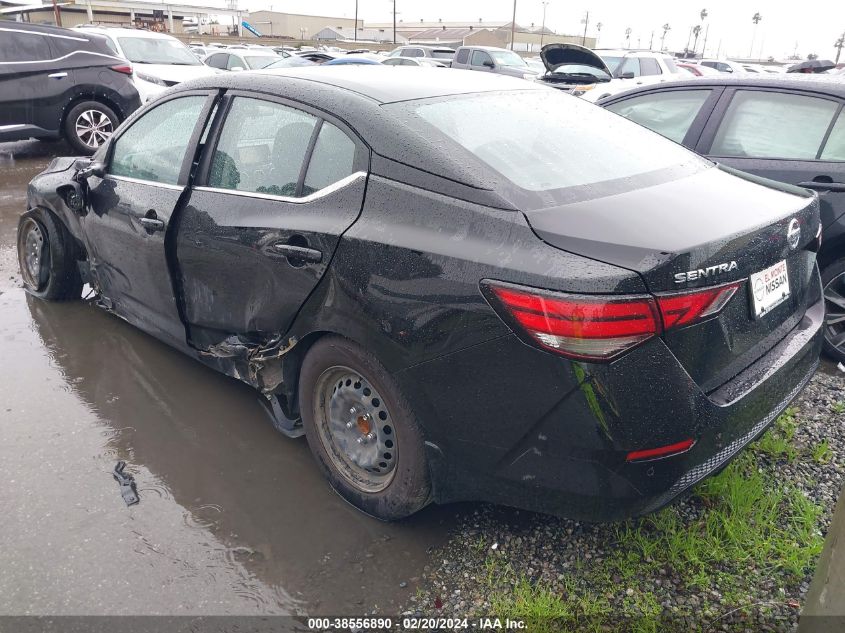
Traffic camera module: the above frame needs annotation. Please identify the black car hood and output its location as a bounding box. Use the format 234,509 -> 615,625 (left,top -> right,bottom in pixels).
540,43 -> 611,74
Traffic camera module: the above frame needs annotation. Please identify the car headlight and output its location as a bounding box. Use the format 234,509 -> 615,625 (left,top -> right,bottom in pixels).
135,72 -> 168,87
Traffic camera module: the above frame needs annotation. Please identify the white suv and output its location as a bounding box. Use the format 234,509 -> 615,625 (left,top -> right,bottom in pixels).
579,49 -> 685,102
73,26 -> 218,102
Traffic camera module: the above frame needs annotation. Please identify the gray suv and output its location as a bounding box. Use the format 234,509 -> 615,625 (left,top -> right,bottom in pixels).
450,46 -> 538,79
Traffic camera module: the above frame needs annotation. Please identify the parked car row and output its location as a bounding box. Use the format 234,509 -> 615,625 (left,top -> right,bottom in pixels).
598,75 -> 845,361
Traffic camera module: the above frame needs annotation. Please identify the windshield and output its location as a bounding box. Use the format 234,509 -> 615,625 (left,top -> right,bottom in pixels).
551,64 -> 611,80
117,37 -> 200,65
244,55 -> 280,69
489,50 -> 526,67
599,55 -> 624,73
385,90 -> 708,192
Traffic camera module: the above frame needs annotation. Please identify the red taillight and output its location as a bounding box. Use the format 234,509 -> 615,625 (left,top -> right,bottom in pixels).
110,64 -> 133,75
626,438 -> 695,462
654,282 -> 741,329
483,280 -> 740,362
483,283 -> 661,361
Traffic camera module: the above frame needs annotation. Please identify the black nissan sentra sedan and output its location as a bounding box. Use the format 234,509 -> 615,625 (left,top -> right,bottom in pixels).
18,67 -> 824,521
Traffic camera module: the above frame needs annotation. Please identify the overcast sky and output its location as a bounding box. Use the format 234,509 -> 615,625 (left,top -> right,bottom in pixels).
240,0 -> 845,61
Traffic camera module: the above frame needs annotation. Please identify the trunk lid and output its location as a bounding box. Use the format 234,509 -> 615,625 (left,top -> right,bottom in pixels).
524,166 -> 821,392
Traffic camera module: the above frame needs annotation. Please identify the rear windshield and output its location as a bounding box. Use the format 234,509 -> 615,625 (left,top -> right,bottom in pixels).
117,36 -> 200,65
384,90 -> 708,192
244,54 -> 280,69
432,50 -> 455,59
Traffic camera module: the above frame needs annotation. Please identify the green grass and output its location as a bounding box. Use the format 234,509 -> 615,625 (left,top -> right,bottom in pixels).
813,440 -> 833,464
832,401 -> 845,415
482,408 -> 825,631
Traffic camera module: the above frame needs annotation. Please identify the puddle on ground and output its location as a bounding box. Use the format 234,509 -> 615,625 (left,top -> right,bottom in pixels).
0,141 -> 458,616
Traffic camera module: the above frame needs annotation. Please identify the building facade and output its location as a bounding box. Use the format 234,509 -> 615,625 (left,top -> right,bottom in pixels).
248,10 -> 361,40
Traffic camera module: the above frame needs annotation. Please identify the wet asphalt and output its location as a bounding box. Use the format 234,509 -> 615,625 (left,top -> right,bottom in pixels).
0,141 -> 458,616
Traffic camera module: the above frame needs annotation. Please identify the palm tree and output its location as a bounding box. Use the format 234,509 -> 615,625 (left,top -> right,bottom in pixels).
660,23 -> 671,51
693,8 -> 707,54
624,27 -> 631,49
750,12 -> 762,57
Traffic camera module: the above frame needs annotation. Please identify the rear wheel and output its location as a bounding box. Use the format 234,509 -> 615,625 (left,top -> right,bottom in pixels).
17,209 -> 82,301
64,101 -> 118,155
299,336 -> 431,520
822,259 -> 845,363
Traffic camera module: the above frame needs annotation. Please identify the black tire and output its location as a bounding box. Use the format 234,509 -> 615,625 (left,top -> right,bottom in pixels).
17,209 -> 82,301
64,101 -> 119,155
822,259 -> 845,363
299,335 -> 431,520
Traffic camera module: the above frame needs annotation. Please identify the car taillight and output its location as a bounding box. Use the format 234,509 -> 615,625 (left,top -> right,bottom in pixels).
654,282 -> 741,329
482,280 -> 741,362
110,64 -> 133,75
482,282 -> 660,361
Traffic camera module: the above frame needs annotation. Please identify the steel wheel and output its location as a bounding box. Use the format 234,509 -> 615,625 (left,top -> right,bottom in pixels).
74,109 -> 114,149
313,366 -> 397,493
18,217 -> 50,290
824,271 -> 845,354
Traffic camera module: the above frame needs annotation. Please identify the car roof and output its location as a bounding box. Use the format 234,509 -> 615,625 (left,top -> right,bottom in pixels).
603,73 -> 845,99
2,21 -> 91,39
595,49 -> 667,57
458,45 -> 512,52
74,26 -> 178,40
231,65 -> 541,103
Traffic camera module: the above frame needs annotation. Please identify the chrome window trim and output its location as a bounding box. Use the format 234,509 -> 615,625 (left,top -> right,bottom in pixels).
106,174 -> 184,191
193,171 -> 366,204
0,27 -> 87,42
0,48 -> 121,66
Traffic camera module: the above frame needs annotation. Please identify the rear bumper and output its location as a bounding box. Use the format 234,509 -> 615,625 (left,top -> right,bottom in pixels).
402,294 -> 824,521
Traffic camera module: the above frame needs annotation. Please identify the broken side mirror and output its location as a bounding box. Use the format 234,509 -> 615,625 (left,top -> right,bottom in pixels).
57,182 -> 86,214
75,160 -> 106,181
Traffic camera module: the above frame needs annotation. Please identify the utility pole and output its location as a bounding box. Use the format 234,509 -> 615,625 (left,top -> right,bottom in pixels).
539,1 -> 549,48
581,10 -> 589,46
835,32 -> 844,64
52,0 -> 62,27
354,0 -> 358,41
392,0 -> 397,45
510,0 -> 517,51
750,12 -> 762,57
701,23 -> 709,57
660,23 -> 671,51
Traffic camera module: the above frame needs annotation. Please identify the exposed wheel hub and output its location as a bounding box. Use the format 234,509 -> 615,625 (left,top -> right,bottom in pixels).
18,218 -> 49,290
315,367 -> 397,493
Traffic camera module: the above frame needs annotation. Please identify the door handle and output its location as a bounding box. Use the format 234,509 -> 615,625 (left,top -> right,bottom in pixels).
798,181 -> 845,193
47,72 -> 68,79
271,243 -> 322,263
139,210 -> 165,232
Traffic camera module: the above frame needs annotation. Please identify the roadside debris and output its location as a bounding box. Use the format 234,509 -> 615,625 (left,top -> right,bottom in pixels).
838,362 -> 845,373
112,461 -> 139,506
